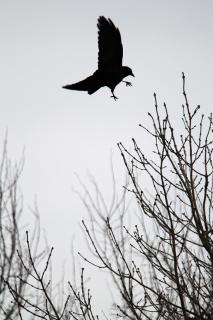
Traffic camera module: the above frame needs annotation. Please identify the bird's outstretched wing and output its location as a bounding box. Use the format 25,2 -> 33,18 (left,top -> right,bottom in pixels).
97,16 -> 123,71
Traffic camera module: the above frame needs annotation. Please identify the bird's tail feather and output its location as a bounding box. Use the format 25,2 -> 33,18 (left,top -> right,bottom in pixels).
63,75 -> 101,94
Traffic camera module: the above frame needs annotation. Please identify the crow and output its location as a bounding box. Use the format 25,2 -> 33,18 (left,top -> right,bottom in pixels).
62,16 -> 134,100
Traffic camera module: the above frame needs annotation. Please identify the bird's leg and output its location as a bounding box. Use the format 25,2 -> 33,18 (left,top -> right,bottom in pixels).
123,81 -> 132,87
110,90 -> 118,101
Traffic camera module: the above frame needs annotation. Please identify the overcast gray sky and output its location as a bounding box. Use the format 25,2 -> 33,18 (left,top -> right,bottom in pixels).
1,0 -> 213,312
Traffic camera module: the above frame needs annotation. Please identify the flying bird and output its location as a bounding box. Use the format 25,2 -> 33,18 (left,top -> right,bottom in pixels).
62,16 -> 134,100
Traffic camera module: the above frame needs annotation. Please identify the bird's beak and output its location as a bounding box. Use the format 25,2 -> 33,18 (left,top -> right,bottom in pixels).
131,72 -> 135,77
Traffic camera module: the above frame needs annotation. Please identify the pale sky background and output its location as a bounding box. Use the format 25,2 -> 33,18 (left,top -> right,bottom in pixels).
1,0 -> 213,313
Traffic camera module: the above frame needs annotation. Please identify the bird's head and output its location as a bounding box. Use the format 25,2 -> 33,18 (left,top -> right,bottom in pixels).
122,66 -> 135,78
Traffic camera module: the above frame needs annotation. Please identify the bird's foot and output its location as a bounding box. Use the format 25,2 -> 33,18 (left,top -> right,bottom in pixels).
123,81 -> 132,87
110,94 -> 118,101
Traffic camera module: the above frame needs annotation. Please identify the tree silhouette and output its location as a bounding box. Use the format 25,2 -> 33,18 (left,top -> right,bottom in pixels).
73,73 -> 213,319
2,74 -> 213,319
0,139 -> 68,319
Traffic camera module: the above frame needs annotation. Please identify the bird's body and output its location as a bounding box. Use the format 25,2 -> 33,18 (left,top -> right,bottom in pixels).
63,16 -> 134,100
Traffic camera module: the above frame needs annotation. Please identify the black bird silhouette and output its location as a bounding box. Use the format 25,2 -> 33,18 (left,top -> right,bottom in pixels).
62,16 -> 134,100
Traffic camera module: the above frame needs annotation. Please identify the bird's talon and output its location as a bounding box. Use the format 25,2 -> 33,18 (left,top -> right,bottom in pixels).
111,95 -> 118,101
123,81 -> 132,87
